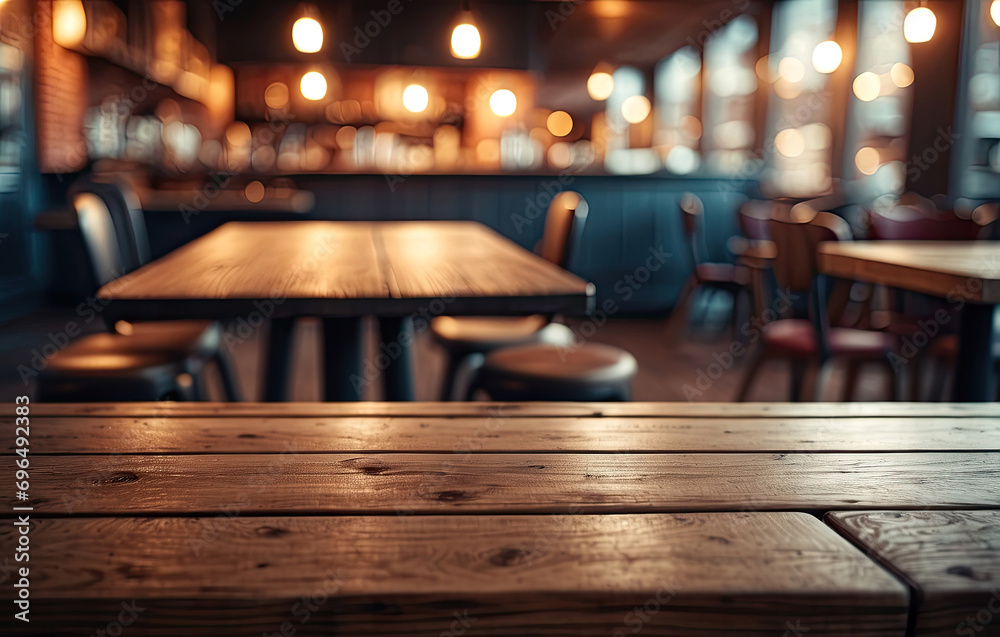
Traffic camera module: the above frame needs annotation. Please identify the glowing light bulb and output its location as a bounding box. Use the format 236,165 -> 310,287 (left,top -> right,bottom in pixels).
53,0 -> 87,48
402,84 -> 429,113
812,41 -> 843,74
587,71 -> 614,101
992,0 -> 1000,27
451,23 -> 481,59
621,95 -> 651,124
489,89 -> 516,116
300,71 -> 328,101
904,7 -> 936,43
292,17 -> 324,53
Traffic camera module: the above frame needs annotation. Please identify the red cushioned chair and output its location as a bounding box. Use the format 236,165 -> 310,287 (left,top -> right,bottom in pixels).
736,206 -> 899,401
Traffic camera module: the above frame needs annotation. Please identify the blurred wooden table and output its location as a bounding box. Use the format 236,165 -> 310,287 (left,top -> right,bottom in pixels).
818,241 -> 1000,401
4,401 -> 999,635
97,221 -> 594,401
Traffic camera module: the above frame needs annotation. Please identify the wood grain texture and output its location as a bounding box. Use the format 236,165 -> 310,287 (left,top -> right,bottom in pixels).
13,452 -> 999,516
818,241 -> 1000,303
95,221 -> 593,320
827,511 -> 1000,636
0,513 -> 909,636
25,401 -> 1000,418
8,415 -> 1000,455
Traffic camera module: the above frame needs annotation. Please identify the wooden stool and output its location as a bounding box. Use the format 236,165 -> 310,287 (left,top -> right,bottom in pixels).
473,342 -> 637,401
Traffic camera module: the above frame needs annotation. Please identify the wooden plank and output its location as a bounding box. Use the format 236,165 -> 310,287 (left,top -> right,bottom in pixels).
95,221 -> 593,320
8,415 -> 1000,455
818,241 -> 1000,303
827,511 -> 1000,636
24,401 -> 1000,419
0,513 -> 909,636
14,453 -> 999,516
376,221 -> 588,301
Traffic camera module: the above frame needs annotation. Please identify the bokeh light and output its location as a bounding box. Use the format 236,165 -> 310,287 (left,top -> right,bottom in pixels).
245,181 -> 266,203
292,17 -> 324,53
300,71 -> 328,100
451,23 -> 481,59
53,0 -> 87,48
775,128 -> 805,158
855,147 -> 880,175
402,84 -> 429,113
853,72 -> 880,102
587,71 -> 615,100
264,82 -> 290,109
812,41 -> 843,74
903,7 -> 936,43
489,89 -> 517,116
621,95 -> 651,124
890,63 -> 914,88
546,111 -> 573,137
777,57 -> 805,83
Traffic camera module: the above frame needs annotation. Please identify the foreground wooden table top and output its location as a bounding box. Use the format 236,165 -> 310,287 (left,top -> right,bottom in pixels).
2,402 -> 997,636
96,221 -> 595,320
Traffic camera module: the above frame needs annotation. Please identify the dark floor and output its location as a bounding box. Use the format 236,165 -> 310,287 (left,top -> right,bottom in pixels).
0,295 -> 904,403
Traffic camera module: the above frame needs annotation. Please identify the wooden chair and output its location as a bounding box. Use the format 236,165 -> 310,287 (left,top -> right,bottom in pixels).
35,179 -> 240,402
669,193 -> 750,338
731,199 -> 783,321
736,206 -> 898,401
430,192 -> 585,400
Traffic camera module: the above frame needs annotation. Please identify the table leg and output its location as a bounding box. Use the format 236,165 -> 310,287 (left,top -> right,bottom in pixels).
952,303 -> 997,402
377,316 -> 415,401
322,318 -> 364,401
262,318 -> 296,402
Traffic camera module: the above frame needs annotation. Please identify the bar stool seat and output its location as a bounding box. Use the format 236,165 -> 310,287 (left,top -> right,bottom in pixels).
475,343 -> 637,401
35,329 -> 214,402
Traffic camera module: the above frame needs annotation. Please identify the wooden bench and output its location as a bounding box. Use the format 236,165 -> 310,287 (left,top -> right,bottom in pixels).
1,402 -> 997,635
